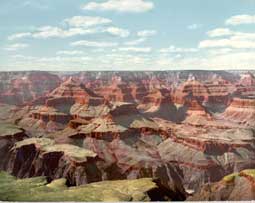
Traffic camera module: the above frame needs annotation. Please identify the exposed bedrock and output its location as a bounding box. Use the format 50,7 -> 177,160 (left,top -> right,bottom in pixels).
172,75 -> 236,114
0,136 -> 186,199
0,171 -> 185,201
158,128 -> 255,191
172,77 -> 210,106
0,72 -> 61,106
188,169 -> 255,201
239,72 -> 255,86
220,97 -> 255,127
82,136 -> 186,198
52,117 -> 255,192
5,138 -> 104,186
83,132 -> 255,193
130,82 -> 149,102
0,123 -> 28,170
137,89 -> 181,122
96,82 -> 135,103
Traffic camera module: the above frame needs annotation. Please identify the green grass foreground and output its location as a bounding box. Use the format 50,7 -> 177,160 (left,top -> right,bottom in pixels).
0,171 -> 160,202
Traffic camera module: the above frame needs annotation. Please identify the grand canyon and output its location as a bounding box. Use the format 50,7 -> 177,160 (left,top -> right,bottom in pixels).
0,70 -> 254,201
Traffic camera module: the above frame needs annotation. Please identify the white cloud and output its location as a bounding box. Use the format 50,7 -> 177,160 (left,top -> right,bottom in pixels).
199,38 -> 255,49
6,11 -> 255,71
137,30 -> 157,37
5,43 -> 29,51
33,26 -> 65,38
64,16 -> 112,27
8,25 -> 129,40
156,51 -> 255,70
8,26 -> 99,40
91,48 -> 105,53
104,27 -> 130,37
122,30 -> 155,46
56,50 -> 84,55
7,54 -> 94,71
34,26 -> 99,38
208,48 -> 233,55
115,47 -> 152,53
8,15 -> 127,40
71,40 -> 118,47
226,14 -> 255,25
201,27 -> 255,50
82,0 -> 154,13
8,33 -> 32,40
207,28 -> 234,37
11,55 -> 92,62
6,53 -> 156,71
230,32 -> 255,41
187,24 -> 202,30
7,49 -> 255,71
124,38 -> 146,46
159,45 -> 198,53
207,28 -> 255,40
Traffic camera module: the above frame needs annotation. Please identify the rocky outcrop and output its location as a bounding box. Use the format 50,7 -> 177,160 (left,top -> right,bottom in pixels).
48,77 -> 104,109
16,106 -> 71,134
172,74 -> 236,114
158,128 -> 255,191
50,77 -> 96,98
0,171 -> 185,201
172,77 -> 209,105
235,72 -> 255,98
180,97 -> 214,126
137,89 -> 179,122
5,138 -> 102,186
0,134 -> 186,198
30,106 -> 72,124
0,123 -> 28,170
130,82 -> 149,101
0,72 -> 60,105
59,102 -> 169,142
205,75 -> 235,107
220,97 -> 255,127
96,81 -> 135,103
184,97 -> 209,115
239,72 -> 255,87
82,136 -> 185,196
18,78 -> 107,133
188,169 -> 255,201
70,100 -> 110,120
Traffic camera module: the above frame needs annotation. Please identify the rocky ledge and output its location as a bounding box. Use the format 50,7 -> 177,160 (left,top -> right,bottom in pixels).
5,138 -> 101,186
188,169 -> 255,201
0,123 -> 28,170
0,171 -> 180,201
220,97 -> 255,127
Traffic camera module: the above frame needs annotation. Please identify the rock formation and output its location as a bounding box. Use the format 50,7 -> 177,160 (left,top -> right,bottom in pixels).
158,128 -> 255,191
235,72 -> 255,98
188,169 -> 255,201
172,76 -> 209,105
220,97 -> 255,127
17,77 -> 106,134
0,171 -> 185,201
0,72 -> 61,105
0,70 -> 254,201
5,138 -> 101,186
0,123 -> 28,170
96,78 -> 135,103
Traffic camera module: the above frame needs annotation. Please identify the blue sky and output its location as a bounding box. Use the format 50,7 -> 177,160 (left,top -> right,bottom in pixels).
1,0 -> 255,71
